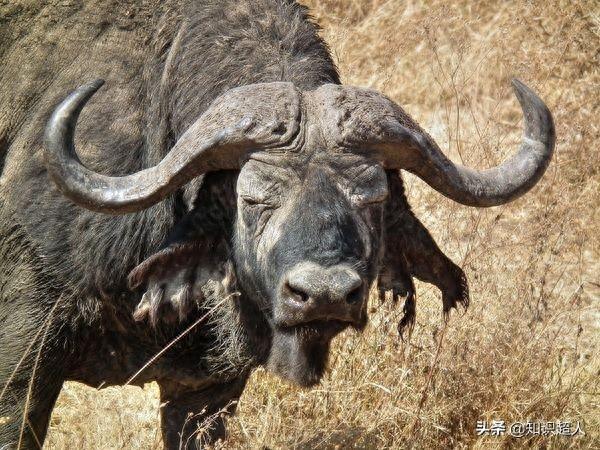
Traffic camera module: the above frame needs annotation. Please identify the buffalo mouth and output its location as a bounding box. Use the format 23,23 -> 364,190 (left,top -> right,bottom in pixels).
267,319 -> 350,387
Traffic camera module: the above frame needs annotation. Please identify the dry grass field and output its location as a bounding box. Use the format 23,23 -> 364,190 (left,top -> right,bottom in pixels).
44,0 -> 599,448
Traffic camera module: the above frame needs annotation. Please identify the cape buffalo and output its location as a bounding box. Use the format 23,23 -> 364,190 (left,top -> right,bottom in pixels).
0,0 -> 554,448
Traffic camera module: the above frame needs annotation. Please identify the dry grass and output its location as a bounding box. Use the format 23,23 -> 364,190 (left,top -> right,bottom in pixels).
46,0 -> 599,448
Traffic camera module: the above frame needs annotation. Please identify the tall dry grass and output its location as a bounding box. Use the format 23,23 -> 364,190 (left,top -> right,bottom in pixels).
46,0 -> 599,448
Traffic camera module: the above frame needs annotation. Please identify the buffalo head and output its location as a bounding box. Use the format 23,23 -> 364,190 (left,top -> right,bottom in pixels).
43,79 -> 554,385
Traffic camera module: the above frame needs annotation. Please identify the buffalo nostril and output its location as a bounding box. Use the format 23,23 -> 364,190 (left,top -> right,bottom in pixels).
346,285 -> 363,304
285,282 -> 309,303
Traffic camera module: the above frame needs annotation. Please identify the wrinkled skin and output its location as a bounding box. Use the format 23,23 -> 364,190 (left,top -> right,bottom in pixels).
234,154 -> 385,386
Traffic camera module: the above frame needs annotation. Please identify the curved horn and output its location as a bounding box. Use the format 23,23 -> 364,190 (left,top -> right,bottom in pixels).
323,79 -> 555,207
44,80 -> 301,214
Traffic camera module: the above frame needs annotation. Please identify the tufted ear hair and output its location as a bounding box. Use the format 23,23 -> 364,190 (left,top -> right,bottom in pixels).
380,171 -> 469,336
127,227 -> 234,326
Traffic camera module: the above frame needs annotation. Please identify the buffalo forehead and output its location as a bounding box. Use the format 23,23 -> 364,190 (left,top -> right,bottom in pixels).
242,153 -> 384,187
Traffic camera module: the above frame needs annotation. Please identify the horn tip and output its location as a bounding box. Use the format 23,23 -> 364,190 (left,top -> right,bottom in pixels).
510,77 -> 552,119
510,77 -> 555,150
88,78 -> 105,92
510,77 -> 526,90
510,77 -> 535,102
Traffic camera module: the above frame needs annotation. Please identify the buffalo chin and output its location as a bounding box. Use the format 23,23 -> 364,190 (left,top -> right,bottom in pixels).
266,321 -> 347,387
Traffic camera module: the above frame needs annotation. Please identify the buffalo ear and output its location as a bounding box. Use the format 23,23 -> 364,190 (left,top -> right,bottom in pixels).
128,176 -> 236,326
128,234 -> 233,326
381,171 -> 469,334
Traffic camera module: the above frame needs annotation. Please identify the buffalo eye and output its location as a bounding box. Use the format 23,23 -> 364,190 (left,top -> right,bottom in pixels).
241,194 -> 280,208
